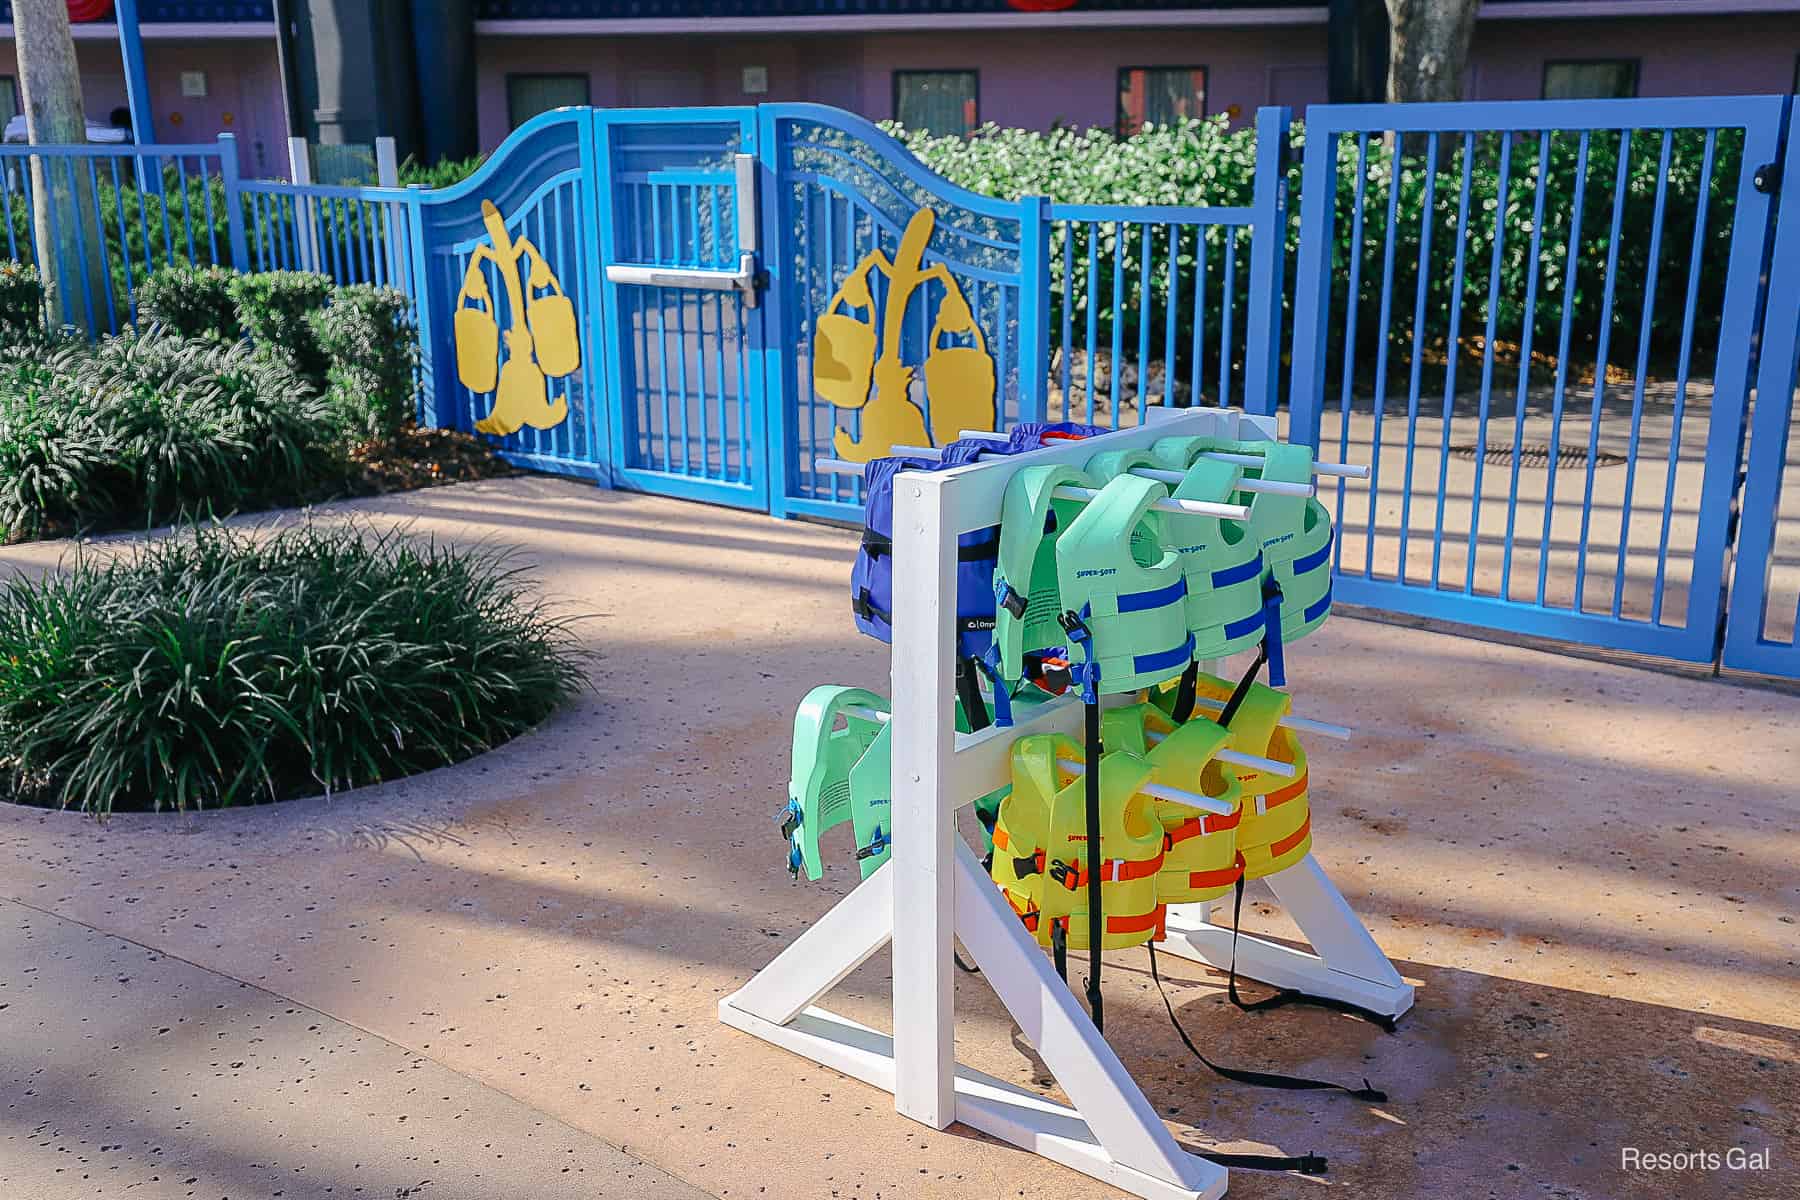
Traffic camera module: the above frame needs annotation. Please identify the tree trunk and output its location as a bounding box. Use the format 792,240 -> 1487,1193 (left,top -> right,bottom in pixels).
1385,0 -> 1480,103
13,0 -> 112,331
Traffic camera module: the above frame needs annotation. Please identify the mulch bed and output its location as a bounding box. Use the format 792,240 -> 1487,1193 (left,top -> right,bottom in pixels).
346,424 -> 520,495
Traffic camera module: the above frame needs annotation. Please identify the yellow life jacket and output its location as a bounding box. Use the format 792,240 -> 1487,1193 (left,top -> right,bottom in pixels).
1103,703 -> 1246,904
1186,675 -> 1311,879
990,733 -> 1166,950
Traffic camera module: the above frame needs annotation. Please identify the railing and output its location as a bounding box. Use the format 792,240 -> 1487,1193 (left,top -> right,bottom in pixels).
237,180 -> 420,291
1288,97 -> 1784,665
0,136 -> 248,332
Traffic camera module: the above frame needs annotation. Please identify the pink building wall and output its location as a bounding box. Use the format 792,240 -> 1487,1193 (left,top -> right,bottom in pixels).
0,37 -> 287,178
472,11 -> 1800,150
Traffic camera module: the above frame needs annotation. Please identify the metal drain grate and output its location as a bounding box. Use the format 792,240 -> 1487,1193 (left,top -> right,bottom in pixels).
1448,442 -> 1629,469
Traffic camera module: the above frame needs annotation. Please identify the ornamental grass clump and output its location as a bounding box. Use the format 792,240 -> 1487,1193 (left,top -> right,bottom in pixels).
0,521 -> 586,814
0,331 -> 343,540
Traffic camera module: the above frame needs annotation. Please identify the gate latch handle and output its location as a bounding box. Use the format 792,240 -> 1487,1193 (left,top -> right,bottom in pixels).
604,251 -> 765,307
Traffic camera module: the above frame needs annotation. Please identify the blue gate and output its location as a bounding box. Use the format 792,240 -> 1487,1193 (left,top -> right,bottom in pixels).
595,109 -> 770,510
1287,96 -> 1789,664
1723,101 -> 1800,677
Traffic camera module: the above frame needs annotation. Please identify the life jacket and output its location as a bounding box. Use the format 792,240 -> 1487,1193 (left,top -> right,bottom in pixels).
781,686 -> 890,880
1158,672 -> 1312,880
1102,703 -> 1245,905
990,463 -> 1094,686
1007,420 -> 1107,452
1053,473 -> 1195,698
1145,438 -> 1267,660
1229,440 -> 1333,645
990,733 -> 1166,951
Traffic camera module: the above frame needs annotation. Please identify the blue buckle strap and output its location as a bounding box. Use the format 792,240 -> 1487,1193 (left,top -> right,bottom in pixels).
1058,606 -> 1100,703
1211,553 -> 1263,589
979,643 -> 1014,728
1261,581 -> 1286,688
1117,576 -> 1188,613
855,825 -> 890,861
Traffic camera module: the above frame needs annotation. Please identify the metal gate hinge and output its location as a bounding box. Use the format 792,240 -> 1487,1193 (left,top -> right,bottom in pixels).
1753,161 -> 1781,194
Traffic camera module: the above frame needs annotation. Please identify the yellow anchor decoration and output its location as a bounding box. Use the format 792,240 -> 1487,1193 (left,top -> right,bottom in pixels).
813,206 -> 997,462
454,199 -> 579,436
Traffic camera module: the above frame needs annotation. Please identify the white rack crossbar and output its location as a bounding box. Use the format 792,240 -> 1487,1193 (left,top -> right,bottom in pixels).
721,408 -> 1412,1200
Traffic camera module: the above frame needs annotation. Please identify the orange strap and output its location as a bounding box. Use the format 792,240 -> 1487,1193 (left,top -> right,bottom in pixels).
1164,807 -> 1241,850
1107,904 -> 1166,938
1053,850 -> 1166,890
1004,889 -> 1041,932
1184,864 -> 1244,890
1269,816 -> 1312,859
1261,774 -> 1308,811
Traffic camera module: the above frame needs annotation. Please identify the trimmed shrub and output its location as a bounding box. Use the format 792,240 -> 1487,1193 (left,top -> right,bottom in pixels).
309,284 -> 420,441
0,330 -> 343,540
229,269 -> 334,386
136,263 -> 242,341
0,521 -> 587,814
0,261 -> 45,344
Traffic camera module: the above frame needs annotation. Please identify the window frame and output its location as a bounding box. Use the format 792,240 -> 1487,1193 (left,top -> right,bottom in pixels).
1539,58 -> 1641,101
891,69 -> 980,137
0,75 -> 17,125
1116,64 -> 1210,136
505,72 -> 592,130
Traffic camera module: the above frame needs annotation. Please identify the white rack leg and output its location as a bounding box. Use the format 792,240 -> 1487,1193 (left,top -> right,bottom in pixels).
724,863 -> 893,1025
1160,855 -> 1414,1019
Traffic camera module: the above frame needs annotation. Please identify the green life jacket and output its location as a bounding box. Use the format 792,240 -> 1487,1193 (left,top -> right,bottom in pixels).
1159,455 -> 1267,659
1053,474 -> 1195,698
991,463 -> 1094,688
1233,441 -> 1332,642
781,685 -> 888,880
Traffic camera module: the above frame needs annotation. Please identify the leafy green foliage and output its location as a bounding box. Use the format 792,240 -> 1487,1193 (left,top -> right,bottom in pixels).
399,153 -> 488,189
0,331 -> 343,540
228,269 -> 334,387
309,284 -> 420,442
0,260 -> 45,345
0,522 -> 586,814
136,264 -> 242,341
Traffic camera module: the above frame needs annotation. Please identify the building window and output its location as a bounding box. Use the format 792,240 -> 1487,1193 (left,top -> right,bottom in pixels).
1541,60 -> 1638,100
0,77 -> 16,132
893,71 -> 978,137
507,74 -> 590,130
1118,67 -> 1208,135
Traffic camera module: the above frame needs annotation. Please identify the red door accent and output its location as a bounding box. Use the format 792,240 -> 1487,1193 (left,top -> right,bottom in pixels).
67,0 -> 115,21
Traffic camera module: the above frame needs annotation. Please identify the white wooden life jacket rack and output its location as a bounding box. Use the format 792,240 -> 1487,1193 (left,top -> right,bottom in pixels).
720,407 -> 1414,1200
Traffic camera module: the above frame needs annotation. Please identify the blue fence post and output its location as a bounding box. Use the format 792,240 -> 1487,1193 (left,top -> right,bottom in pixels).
215,133 -> 250,270
1243,105 -> 1292,417
1018,193 -> 1051,424
404,186 -> 439,428
1284,107 -> 1341,449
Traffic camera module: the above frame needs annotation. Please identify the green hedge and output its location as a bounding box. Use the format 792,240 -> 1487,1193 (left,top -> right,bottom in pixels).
310,283 -> 420,442
893,117 -> 1744,391
136,263 -> 241,341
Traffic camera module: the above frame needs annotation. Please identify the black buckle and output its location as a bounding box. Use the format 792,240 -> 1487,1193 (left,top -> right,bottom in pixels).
1047,859 -> 1079,889
855,827 -> 890,860
1013,853 -> 1042,878
1058,610 -> 1090,642
997,581 -> 1028,619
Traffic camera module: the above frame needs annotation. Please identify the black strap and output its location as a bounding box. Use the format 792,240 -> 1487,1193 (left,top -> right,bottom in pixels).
860,528 -> 892,558
953,950 -> 981,975
1147,942 -> 1387,1102
1050,918 -> 1068,982
1215,640 -> 1269,727
1081,696 -> 1105,1034
955,653 -> 990,732
1225,876 -> 1400,1032
1198,1151 -> 1328,1175
851,588 -> 892,626
1171,660 -> 1199,724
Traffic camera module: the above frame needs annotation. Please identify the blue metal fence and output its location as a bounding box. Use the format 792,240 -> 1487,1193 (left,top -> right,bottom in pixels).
5,98 -> 1799,679
0,136 -> 248,332
1287,97 -> 1788,665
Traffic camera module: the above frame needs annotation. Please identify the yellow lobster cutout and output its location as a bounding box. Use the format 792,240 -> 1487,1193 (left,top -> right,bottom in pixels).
454,199 -> 580,436
813,207 -> 997,462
